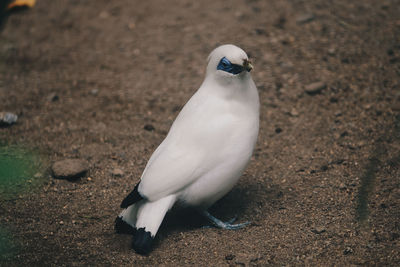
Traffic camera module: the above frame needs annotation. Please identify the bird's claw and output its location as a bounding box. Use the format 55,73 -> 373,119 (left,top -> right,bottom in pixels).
221,220 -> 251,230
227,215 -> 237,224
201,211 -> 251,230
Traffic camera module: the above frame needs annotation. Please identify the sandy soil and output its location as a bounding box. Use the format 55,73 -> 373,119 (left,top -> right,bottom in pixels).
0,0 -> 399,265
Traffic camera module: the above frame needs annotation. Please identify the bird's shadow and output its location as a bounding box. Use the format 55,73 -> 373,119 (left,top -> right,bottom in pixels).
151,178 -> 280,250
111,175 -> 285,253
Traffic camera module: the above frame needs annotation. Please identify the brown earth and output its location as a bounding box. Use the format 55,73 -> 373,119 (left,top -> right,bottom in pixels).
1,0 -> 399,266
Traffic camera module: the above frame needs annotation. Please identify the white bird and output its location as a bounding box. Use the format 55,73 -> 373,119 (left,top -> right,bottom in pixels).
115,44 -> 260,254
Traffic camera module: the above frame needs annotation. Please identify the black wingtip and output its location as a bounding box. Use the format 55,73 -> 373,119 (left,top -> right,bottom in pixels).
115,216 -> 136,235
132,228 -> 153,255
120,183 -> 144,208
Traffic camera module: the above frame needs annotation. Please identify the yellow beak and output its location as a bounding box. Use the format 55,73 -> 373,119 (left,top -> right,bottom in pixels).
243,59 -> 253,72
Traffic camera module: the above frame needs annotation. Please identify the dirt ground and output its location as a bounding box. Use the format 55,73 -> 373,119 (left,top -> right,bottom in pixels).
1,0 -> 399,266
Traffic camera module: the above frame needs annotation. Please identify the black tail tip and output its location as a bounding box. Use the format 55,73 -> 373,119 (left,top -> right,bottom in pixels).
115,216 -> 135,235
120,183 -> 143,208
132,228 -> 153,255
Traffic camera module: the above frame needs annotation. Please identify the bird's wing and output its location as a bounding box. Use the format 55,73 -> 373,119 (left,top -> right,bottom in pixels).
138,139 -> 207,201
137,94 -> 239,201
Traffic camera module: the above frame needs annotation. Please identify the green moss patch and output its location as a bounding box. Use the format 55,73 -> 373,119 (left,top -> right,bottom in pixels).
0,144 -> 47,199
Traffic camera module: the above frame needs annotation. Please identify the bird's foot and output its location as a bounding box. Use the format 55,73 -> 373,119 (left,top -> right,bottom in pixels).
201,211 -> 251,230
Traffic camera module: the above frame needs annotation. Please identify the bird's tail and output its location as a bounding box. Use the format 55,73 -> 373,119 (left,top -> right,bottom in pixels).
115,204 -> 139,235
115,195 -> 176,254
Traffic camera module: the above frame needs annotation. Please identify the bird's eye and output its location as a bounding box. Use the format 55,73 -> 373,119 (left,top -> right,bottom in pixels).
217,57 -> 244,74
217,57 -> 232,71
222,58 -> 231,67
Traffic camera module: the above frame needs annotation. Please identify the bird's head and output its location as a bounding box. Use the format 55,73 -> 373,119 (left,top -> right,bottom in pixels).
206,44 -> 253,80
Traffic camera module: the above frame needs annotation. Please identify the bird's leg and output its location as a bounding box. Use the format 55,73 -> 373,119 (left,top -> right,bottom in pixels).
201,210 -> 250,230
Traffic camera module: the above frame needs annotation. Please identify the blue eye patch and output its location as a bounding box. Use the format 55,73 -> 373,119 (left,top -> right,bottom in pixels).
217,57 -> 245,75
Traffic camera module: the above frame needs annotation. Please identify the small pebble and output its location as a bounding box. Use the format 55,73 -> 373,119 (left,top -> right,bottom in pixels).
328,47 -> 336,56
90,89 -> 99,95
144,124 -> 155,131
52,159 -> 89,180
312,226 -> 326,234
343,247 -> 353,255
225,254 -> 235,260
0,112 -> 18,126
290,108 -> 299,117
296,13 -> 315,24
111,168 -> 124,177
47,92 -> 59,102
305,82 -> 326,95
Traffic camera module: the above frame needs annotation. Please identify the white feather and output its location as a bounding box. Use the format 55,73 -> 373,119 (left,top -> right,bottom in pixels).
119,44 -> 259,236
135,195 -> 176,236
